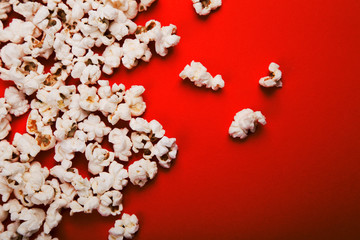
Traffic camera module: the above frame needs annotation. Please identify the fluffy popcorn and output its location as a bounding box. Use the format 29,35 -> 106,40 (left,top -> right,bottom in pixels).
54,115 -> 78,141
139,0 -> 156,11
108,213 -> 139,240
35,232 -> 59,240
91,172 -> 113,195
12,1 -> 42,21
109,161 -> 128,191
71,50 -> 104,84
109,10 -> 137,41
0,221 -> 20,240
153,136 -> 178,168
1,162 -> 30,192
85,142 -> 115,175
0,114 -> 11,140
78,84 -> 100,112
109,128 -> 132,161
229,108 -> 267,139
108,103 -> 132,125
50,165 -> 79,184
98,80 -> 125,117
180,61 -> 225,90
0,205 -> 8,232
192,0 -> 222,16
0,19 -> 38,44
259,62 -> 283,88
103,43 -> 123,75
17,208 -> 46,238
128,159 -> 157,187
122,38 -> 151,69
124,85 -> 146,117
135,20 -> 180,57
129,118 -> 165,140
0,175 -> 13,202
78,114 -> 111,142
64,94 -> 90,122
0,140 -> 19,162
13,133 -> 41,162
0,42 -> 25,68
98,190 -> 123,216
4,86 -> 30,117
43,199 -> 67,234
54,130 -> 87,162
0,1 -> 11,20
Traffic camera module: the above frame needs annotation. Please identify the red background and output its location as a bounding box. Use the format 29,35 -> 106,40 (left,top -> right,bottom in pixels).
1,0 -> 360,239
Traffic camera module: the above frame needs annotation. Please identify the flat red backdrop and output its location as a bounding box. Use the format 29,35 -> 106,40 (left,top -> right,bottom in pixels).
1,0 -> 360,239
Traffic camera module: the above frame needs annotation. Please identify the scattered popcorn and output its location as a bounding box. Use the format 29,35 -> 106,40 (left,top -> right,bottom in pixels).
229,109 -> 267,139
180,61 -> 225,90
128,159 -> 158,187
108,213 -> 139,240
259,62 -> 283,88
192,0 -> 222,16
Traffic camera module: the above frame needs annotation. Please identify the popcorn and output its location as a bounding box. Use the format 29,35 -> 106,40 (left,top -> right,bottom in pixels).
71,50 -> 104,84
103,43 -> 123,75
3,87 -> 27,118
91,172 -> 113,195
128,159 -> 157,187
0,205 -> 8,232
35,232 -> 59,240
78,114 -> 111,142
12,133 -> 41,162
12,1 -> 42,21
85,142 -> 115,175
153,136 -> 178,168
0,175 -> 13,202
0,43 -> 25,68
192,0 -> 222,16
0,140 -> 19,163
124,85 -> 146,117
54,130 -> 87,162
129,118 -> 165,140
109,128 -> 132,161
108,213 -> 139,240
1,161 -> 29,191
139,0 -> 156,12
229,108 -> 267,139
109,11 -> 137,41
64,94 -> 90,122
109,161 -> 128,191
98,190 -> 123,216
121,38 -> 152,69
98,80 -> 125,117
180,61 -> 225,90
0,114 -> 11,140
3,199 -> 24,221
35,125 -> 56,151
43,199 -> 67,234
0,221 -> 20,240
0,19 -> 38,44
17,208 -> 46,238
259,62 -> 283,88
54,115 -> 78,141
0,1 -> 11,20
78,84 -> 100,112
136,20 -> 180,57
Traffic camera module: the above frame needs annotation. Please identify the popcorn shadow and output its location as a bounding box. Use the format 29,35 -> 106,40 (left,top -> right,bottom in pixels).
259,85 -> 280,97
180,77 -> 224,95
194,8 -> 221,21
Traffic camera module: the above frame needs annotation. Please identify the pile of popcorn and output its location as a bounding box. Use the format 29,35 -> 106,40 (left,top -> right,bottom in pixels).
0,0 -> 180,239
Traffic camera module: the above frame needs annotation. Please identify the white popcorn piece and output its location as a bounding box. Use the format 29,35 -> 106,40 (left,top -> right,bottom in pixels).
69,200 -> 84,216
109,128 -> 132,161
17,208 -> 46,238
3,199 -> 24,221
0,97 -> 10,119
43,199 -> 67,234
259,62 -> 283,88
71,50 -> 104,84
54,130 -> 87,162
192,0 -> 222,16
0,114 -> 11,140
129,118 -> 165,141
0,204 -> 8,232
108,213 -> 139,240
78,84 -> 100,112
122,38 -> 152,69
12,1 -> 42,22
180,61 -> 224,90
153,136 -> 178,168
0,221 -> 20,240
85,142 -> 115,175
98,81 -> 125,117
136,20 -> 180,57
130,132 -> 150,154
91,172 -> 113,195
13,133 -> 41,162
1,162 -> 30,192
128,159 -> 157,187
50,165 -> 79,184
0,140 -> 19,162
78,114 -> 111,142
35,232 -> 59,240
64,94 -> 90,122
124,85 -> 146,117
109,11 -> 137,41
109,161 -> 128,191
0,42 -> 25,68
0,175 -> 13,202
35,125 -> 56,151
0,1 -> 11,20
103,43 -> 123,75
54,115 -> 78,141
139,0 -> 156,11
229,108 -> 267,139
98,190 -> 123,217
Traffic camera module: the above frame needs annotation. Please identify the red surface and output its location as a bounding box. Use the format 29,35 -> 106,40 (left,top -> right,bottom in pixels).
1,0 -> 360,239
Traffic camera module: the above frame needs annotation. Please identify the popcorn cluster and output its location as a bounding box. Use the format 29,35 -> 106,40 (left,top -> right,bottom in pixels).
229,108 -> 266,139
259,62 -> 283,88
0,0 -> 179,239
179,61 -> 225,90
192,0 -> 222,16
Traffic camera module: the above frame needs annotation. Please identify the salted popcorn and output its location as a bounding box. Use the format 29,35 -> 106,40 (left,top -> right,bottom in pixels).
128,159 -> 157,187
192,0 -> 222,16
180,61 -> 225,90
78,114 -> 111,142
109,128 -> 132,161
108,213 -> 139,240
229,109 -> 267,139
259,62 -> 283,88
